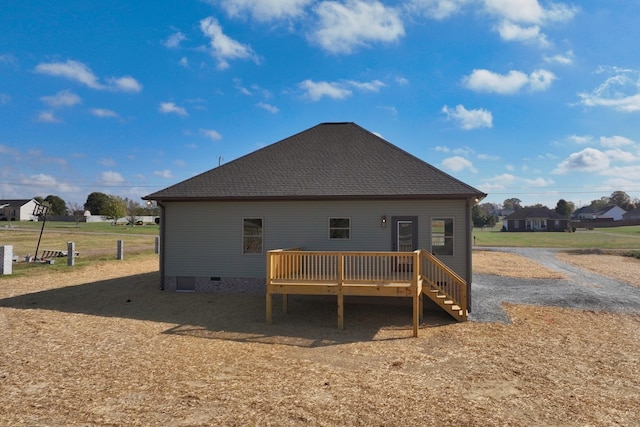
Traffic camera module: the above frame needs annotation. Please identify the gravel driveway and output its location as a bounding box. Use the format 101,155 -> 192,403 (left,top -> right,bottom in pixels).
470,247 -> 640,323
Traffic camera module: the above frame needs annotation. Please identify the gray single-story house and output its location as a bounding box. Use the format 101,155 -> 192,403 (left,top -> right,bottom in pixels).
143,123 -> 486,309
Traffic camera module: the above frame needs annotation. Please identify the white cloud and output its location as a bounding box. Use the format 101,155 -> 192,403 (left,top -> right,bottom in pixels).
35,59 -> 142,92
524,177 -> 554,187
577,67 -> 640,112
311,0 -> 405,54
199,128 -> 223,141
346,79 -> 385,92
19,174 -> 80,195
99,157 -> 116,167
544,50 -> 574,65
553,148 -> 610,174
40,90 -> 82,108
495,21 -> 548,46
36,111 -> 60,123
154,169 -> 173,179
256,102 -> 279,113
442,104 -> 493,130
164,31 -> 187,48
483,0 -> 578,25
178,57 -> 189,67
600,165 -> 640,182
407,0 -> 471,20
441,156 -> 477,172
108,76 -> 143,93
600,135 -> 635,148
100,171 -> 126,184
91,108 -> 119,118
299,78 -> 387,101
159,102 -> 188,116
219,0 -> 312,21
483,0 -> 578,46
604,148 -> 637,163
35,59 -> 102,89
462,68 -> 556,94
299,80 -> 352,101
568,134 -> 592,145
200,16 -> 258,69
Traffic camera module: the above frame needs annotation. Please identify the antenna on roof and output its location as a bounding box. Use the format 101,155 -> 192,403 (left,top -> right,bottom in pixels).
218,156 -> 223,167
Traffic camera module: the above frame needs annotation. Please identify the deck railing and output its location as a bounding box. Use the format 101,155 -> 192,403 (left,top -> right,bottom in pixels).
417,249 -> 467,315
266,249 -> 467,335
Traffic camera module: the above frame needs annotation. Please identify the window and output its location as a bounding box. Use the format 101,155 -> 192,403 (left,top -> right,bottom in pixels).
431,218 -> 454,256
243,218 -> 263,254
329,218 -> 350,239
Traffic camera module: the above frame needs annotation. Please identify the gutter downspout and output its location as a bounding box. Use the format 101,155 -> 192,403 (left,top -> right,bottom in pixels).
466,197 -> 473,313
158,201 -> 166,290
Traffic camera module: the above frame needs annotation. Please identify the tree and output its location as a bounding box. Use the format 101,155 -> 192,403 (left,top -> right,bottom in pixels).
555,199 -> 575,217
590,197 -> 609,211
503,198 -> 522,211
84,192 -> 110,215
125,198 -> 142,225
67,201 -> 86,227
102,196 -> 126,224
44,194 -> 67,215
472,204 -> 499,228
609,191 -> 631,209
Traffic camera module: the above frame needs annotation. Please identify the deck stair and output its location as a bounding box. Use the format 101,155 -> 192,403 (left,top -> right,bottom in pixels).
422,285 -> 466,321
417,249 -> 468,322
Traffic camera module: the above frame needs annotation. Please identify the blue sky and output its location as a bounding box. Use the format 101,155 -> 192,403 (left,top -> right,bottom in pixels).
2,0 -> 640,208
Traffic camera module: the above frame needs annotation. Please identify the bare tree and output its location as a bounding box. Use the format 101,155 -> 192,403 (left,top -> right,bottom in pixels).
67,201 -> 85,227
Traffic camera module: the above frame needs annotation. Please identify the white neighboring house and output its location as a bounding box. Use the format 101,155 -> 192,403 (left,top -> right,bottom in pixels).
573,205 -> 627,221
0,199 -> 40,221
595,205 -> 627,221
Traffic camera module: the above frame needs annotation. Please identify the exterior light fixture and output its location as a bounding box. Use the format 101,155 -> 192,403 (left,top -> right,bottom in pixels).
381,215 -> 387,228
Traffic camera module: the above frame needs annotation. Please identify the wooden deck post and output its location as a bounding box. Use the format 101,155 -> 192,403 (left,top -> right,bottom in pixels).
266,292 -> 272,324
337,253 -> 344,330
266,251 -> 273,324
412,251 -> 420,337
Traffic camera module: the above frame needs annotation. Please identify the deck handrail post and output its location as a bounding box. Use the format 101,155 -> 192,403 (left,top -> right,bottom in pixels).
412,250 -> 420,337
266,251 -> 273,323
337,253 -> 344,330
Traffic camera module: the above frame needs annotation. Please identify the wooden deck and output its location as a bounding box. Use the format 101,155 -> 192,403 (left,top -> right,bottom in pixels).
266,249 -> 467,337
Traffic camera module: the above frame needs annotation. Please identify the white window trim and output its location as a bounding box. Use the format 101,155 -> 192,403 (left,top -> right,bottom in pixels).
242,217 -> 263,255
328,217 -> 351,240
431,217 -> 455,256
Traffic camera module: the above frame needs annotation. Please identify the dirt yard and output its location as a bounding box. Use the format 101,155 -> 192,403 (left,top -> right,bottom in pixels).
1,252 -> 639,426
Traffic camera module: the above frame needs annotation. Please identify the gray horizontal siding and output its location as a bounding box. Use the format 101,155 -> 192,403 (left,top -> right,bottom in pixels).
163,199 -> 469,279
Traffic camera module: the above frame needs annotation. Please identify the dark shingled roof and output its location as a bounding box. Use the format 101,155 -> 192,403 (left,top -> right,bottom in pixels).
505,206 -> 567,220
0,199 -> 34,207
144,122 -> 486,201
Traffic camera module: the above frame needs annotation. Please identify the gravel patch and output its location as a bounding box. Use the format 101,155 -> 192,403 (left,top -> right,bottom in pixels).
470,247 -> 640,323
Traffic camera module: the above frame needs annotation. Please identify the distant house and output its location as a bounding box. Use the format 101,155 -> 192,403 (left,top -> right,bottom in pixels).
0,199 -> 39,221
144,122 -> 486,303
503,206 -> 569,232
573,205 -> 626,221
572,206 -> 595,220
595,205 -> 626,221
622,207 -> 640,221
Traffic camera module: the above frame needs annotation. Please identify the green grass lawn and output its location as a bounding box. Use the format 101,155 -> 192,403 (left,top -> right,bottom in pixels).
473,225 -> 640,249
0,221 -> 158,261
